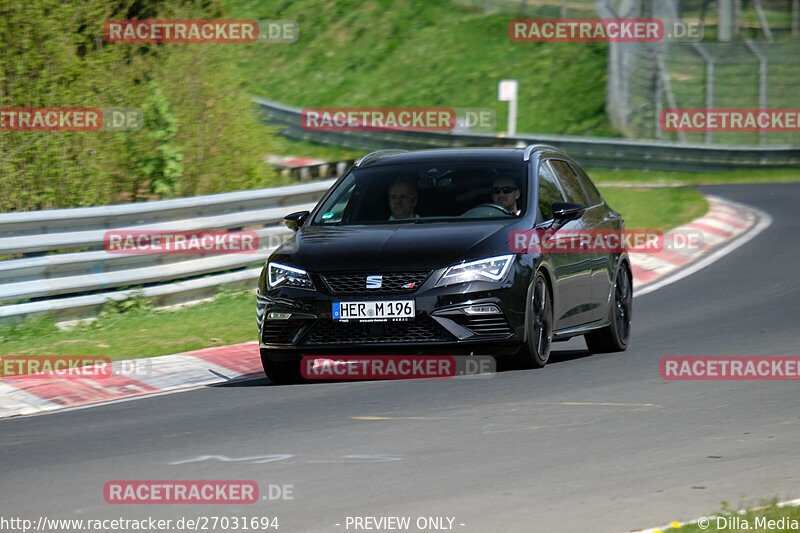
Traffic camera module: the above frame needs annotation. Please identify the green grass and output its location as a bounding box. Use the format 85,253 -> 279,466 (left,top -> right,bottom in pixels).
0,290 -> 257,361
590,167 -> 800,186
0,186 -> 706,358
452,0 -> 597,17
658,42 -> 800,145
599,186 -> 707,231
224,0 -> 615,137
269,136 -> 362,161
660,501 -> 800,532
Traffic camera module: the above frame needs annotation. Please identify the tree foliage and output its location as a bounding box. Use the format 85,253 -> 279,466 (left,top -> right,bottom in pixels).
0,0 -> 279,211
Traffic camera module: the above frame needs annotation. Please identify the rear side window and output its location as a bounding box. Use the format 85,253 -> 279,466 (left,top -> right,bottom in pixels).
573,164 -> 604,206
536,162 -> 565,221
549,160 -> 589,206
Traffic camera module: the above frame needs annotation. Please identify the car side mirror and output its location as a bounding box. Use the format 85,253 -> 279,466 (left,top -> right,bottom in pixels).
551,202 -> 585,222
284,210 -> 310,232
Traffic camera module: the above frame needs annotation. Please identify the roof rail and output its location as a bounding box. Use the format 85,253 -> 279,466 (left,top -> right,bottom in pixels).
355,149 -> 408,167
522,144 -> 560,161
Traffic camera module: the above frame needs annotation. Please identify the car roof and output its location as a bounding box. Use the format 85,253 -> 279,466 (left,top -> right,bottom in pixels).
357,146 -> 566,167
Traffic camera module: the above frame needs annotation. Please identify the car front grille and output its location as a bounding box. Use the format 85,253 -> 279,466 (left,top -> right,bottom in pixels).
321,271 -> 431,295
303,318 -> 452,345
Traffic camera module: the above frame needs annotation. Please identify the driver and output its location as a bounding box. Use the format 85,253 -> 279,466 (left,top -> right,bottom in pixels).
388,178 -> 420,220
490,175 -> 521,215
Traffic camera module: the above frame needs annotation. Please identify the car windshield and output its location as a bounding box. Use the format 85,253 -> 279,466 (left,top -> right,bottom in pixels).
311,161 -> 527,225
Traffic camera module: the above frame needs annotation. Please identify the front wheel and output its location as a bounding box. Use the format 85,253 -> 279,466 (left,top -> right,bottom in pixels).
515,272 -> 553,368
584,263 -> 632,354
260,350 -> 303,384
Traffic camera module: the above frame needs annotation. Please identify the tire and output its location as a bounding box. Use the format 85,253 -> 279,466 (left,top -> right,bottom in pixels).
585,263 -> 632,354
515,272 -> 553,368
260,350 -> 303,384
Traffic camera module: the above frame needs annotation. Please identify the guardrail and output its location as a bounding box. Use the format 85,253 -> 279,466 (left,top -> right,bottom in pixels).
4,97 -> 799,325
0,180 -> 335,324
270,158 -> 357,182
254,97 -> 800,172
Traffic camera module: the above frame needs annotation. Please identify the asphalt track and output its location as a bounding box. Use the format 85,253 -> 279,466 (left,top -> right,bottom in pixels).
1,183 -> 799,533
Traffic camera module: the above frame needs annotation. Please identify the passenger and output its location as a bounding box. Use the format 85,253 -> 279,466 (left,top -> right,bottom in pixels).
388,178 -> 420,220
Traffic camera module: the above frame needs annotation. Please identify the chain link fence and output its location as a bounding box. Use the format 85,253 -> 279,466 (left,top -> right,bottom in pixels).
456,0 -> 800,145
605,0 -> 800,145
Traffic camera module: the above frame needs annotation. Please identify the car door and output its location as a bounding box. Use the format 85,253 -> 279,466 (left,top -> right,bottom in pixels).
537,159 -> 593,330
571,161 -> 620,322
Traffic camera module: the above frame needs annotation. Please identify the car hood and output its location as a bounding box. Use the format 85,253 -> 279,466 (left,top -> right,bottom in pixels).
273,221 -> 520,271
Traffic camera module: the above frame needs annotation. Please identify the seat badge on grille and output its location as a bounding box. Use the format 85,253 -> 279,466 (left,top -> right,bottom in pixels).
366,275 -> 383,289
402,282 -> 416,289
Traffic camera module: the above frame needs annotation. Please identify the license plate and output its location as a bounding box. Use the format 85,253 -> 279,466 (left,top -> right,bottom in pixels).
332,300 -> 415,321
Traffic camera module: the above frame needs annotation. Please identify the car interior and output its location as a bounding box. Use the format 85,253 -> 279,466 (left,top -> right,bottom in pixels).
316,163 -> 528,224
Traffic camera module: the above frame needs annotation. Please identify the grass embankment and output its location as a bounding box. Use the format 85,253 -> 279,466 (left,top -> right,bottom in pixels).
224,0 -> 614,137
0,290 -> 256,361
0,187 -> 705,359
599,186 -> 707,231
1,0 -> 284,212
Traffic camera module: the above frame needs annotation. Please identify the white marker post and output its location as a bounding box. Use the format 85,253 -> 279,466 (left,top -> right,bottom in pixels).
498,79 -> 518,137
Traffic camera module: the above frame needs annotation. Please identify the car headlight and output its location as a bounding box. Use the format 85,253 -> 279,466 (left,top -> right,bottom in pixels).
435,255 -> 514,288
267,262 -> 315,290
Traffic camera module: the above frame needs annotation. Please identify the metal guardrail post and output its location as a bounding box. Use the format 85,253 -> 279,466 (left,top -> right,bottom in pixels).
654,66 -> 664,140
745,39 -> 768,146
692,43 -> 715,145
656,51 -> 687,143
719,0 -> 735,42
752,0 -> 774,42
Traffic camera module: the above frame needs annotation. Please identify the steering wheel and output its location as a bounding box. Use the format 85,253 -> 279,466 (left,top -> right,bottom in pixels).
463,203 -> 514,216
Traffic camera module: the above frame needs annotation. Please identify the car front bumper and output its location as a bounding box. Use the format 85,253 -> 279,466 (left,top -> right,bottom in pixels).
257,270 -> 529,359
